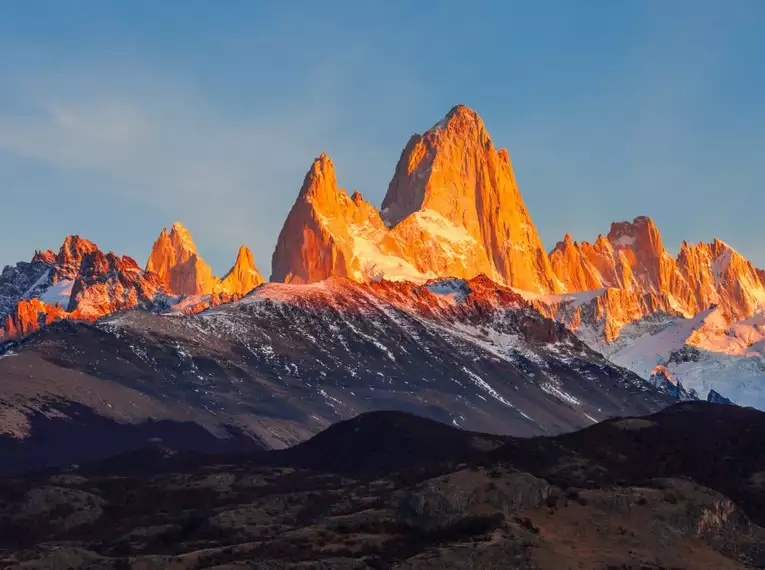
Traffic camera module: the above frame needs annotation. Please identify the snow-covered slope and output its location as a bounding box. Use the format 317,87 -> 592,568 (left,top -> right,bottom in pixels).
0,276 -> 674,472
590,307 -> 765,407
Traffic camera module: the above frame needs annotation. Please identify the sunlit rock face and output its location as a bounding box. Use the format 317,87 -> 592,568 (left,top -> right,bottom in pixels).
218,246 -> 264,296
545,217 -> 765,341
146,222 -> 217,296
272,105 -> 562,293
0,236 -> 162,341
382,104 -> 562,293
1,222 -> 266,341
147,223 -> 264,297
1,298 -> 71,340
271,153 -> 390,284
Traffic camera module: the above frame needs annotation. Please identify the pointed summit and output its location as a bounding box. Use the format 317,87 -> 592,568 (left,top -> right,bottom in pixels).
169,221 -> 198,254
146,222 -> 215,295
298,152 -> 339,203
219,245 -> 264,296
429,104 -> 490,142
549,233 -> 606,292
381,105 -> 561,293
56,235 -> 99,277
271,154 -> 395,284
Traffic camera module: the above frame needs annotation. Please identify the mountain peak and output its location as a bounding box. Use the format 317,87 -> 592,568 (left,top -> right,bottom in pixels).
272,152 -> 392,284
32,249 -> 56,265
426,104 -> 490,147
219,245 -> 264,296
607,215 -> 661,250
59,234 -> 98,254
236,244 -> 252,260
380,106 -> 560,293
168,221 -> 198,254
445,103 -> 483,123
712,237 -> 735,252
298,153 -> 338,202
146,223 -> 214,295
56,235 -> 99,271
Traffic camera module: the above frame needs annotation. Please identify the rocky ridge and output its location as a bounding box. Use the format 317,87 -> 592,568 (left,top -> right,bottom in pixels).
541,216 -> 765,342
2,102 -> 764,411
1,226 -> 264,340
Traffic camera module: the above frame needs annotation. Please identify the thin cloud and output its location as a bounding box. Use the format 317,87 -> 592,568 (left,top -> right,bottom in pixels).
0,71 -> 368,272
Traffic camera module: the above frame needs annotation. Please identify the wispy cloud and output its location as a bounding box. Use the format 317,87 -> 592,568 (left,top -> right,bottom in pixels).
0,66 -> 402,272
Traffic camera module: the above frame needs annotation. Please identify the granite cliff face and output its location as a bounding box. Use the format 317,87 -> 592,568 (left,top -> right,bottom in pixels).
272,106 -> 562,293
218,245 -> 264,296
147,222 -> 264,297
544,217 -> 765,341
270,153 -> 402,284
145,222 -> 217,296
382,104 -> 561,293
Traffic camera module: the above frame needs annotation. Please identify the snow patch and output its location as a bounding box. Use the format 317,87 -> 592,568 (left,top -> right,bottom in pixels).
37,279 -> 74,308
21,269 -> 51,299
540,382 -> 581,406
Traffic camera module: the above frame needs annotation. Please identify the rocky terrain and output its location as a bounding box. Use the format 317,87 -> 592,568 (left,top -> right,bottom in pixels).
1,402 -> 763,569
0,225 -> 264,342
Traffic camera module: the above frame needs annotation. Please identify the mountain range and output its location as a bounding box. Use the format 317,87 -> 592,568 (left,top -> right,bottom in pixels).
1,103 -> 763,471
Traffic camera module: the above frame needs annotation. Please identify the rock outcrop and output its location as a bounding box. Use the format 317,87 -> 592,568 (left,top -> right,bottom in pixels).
146,222 -> 216,296
147,223 -> 264,297
271,153 -> 414,284
1,298 -> 71,340
218,246 -> 265,296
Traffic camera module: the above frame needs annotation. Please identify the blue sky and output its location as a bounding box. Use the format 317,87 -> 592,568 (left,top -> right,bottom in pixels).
1,1 -> 763,275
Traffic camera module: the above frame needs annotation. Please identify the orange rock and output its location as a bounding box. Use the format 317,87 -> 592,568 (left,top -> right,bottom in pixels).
0,298 -> 72,340
69,250 -> 162,319
218,246 -> 264,296
146,222 -> 266,298
547,217 -> 765,340
677,238 -> 765,321
1,235 -> 165,340
383,105 -> 562,293
272,106 -> 562,293
549,233 -> 604,292
146,222 -> 216,295
271,153 -> 404,284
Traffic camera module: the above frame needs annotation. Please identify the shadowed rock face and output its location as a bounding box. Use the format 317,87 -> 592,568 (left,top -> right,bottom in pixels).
2,403 -> 764,569
0,277 -> 673,475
